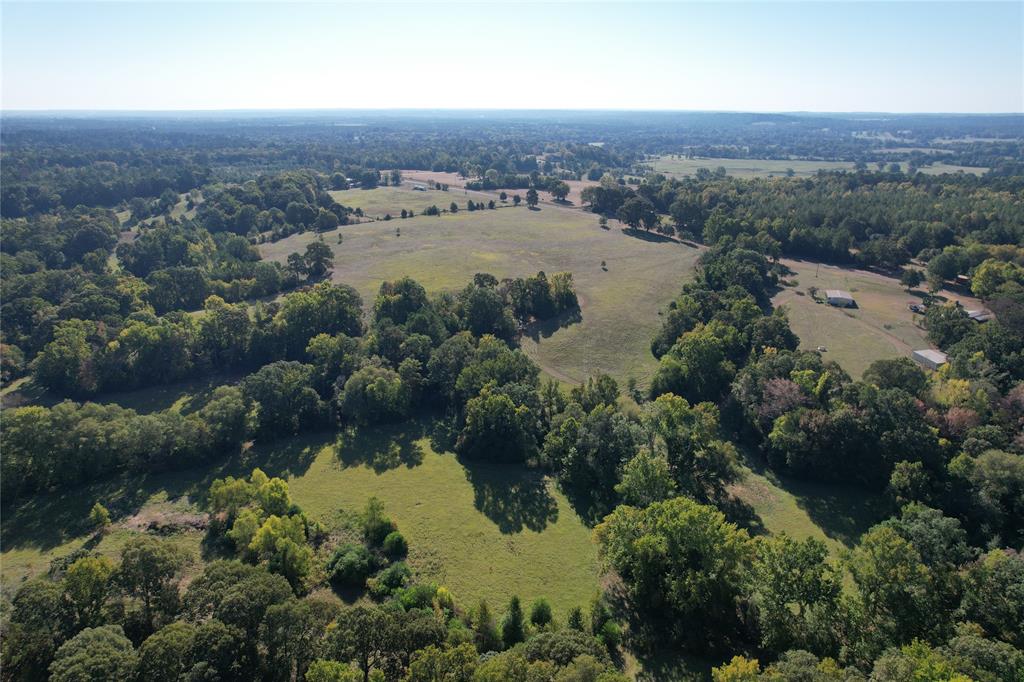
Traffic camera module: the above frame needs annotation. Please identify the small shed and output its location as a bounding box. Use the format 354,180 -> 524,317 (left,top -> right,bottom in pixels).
825,289 -> 856,307
912,349 -> 948,371
966,309 -> 993,324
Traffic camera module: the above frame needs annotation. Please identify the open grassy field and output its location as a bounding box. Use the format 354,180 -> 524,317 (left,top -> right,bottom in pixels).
261,200 -> 702,387
917,162 -> 988,176
1,423 -> 600,619
773,259 -> 983,378
329,186 -> 460,219
651,155 -> 858,178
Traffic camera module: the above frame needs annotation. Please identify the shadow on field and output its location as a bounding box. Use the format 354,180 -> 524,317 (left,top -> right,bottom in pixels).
621,228 -> 678,244
247,431 -> 329,479
739,447 -> 885,547
786,477 -> 887,547
2,465 -> 223,553
461,461 -> 558,533
523,307 -> 582,342
2,432 -> 333,554
332,421 -> 428,473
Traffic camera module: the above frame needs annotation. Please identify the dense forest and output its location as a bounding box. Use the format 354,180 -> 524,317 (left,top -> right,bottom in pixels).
1,112 -> 1022,682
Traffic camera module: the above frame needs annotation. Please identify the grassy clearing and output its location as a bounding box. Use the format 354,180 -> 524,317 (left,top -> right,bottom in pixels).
261,205 -> 701,387
729,454 -> 886,558
284,425 -> 601,618
917,162 -> 988,176
773,259 -> 982,378
2,423 -> 601,620
329,186 -> 459,219
1,373 -> 237,414
651,155 -> 857,178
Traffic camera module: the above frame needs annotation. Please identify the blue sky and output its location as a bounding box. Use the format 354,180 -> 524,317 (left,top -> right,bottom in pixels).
2,1 -> 1021,112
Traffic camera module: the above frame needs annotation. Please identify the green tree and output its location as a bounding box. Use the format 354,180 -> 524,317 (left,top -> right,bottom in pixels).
63,555 -> 114,629
750,533 -> 841,653
49,625 -> 137,682
89,502 -> 111,533
406,643 -> 477,682
135,621 -> 197,682
847,525 -> 943,650
119,536 -> 188,634
526,188 -> 539,207
549,180 -> 570,202
340,365 -> 411,424
900,268 -> 924,291
472,599 -> 502,653
304,240 -> 334,279
501,596 -> 526,648
260,597 -> 340,682
614,447 -> 677,507
456,389 -> 536,462
529,597 -> 553,629
594,497 -> 751,647
324,606 -> 394,682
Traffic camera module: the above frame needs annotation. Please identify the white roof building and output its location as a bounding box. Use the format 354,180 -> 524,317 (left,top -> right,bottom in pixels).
825,289 -> 855,307
912,349 -> 948,370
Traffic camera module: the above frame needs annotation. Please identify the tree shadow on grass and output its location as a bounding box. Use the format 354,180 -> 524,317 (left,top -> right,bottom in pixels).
783,475 -> 887,547
460,460 -> 559,534
2,463 -> 229,553
523,307 -> 582,343
244,430 -> 330,480
737,445 -> 885,547
718,495 -> 768,538
621,228 -> 678,244
2,432 -> 332,555
331,420 -> 428,474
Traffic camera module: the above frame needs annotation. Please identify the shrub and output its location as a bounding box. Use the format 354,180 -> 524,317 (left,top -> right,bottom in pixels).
367,562 -> 410,600
326,544 -> 374,588
382,531 -> 408,559
529,598 -> 553,628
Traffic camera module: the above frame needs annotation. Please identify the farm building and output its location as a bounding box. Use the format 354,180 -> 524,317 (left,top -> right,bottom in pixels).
966,309 -> 994,323
825,289 -> 856,307
912,349 -> 948,371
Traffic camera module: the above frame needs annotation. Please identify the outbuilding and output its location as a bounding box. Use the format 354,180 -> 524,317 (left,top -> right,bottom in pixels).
912,349 -> 948,371
966,309 -> 994,324
825,289 -> 856,307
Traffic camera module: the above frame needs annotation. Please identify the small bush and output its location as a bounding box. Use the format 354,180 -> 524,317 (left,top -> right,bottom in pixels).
382,531 -> 408,558
367,561 -> 411,599
326,543 -> 374,588
530,597 -> 553,628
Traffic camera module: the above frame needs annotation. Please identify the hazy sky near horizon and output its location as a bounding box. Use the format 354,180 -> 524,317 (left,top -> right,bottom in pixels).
2,1 -> 1022,113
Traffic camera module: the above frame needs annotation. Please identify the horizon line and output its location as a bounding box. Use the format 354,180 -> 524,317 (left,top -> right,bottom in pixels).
3,107 -> 1023,117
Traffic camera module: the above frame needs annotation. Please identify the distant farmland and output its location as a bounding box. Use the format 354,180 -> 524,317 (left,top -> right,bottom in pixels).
650,155 -> 987,179
650,155 -> 858,178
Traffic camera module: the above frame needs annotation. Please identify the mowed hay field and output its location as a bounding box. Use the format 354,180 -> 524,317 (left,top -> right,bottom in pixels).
651,155 -> 858,178
262,197 -> 702,387
1,426 -> 601,620
773,259 -> 983,378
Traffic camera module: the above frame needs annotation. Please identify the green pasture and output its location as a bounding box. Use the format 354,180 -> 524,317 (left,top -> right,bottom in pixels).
1,423 -> 600,620
261,204 -> 702,387
329,186 -> 462,219
775,260 -> 950,378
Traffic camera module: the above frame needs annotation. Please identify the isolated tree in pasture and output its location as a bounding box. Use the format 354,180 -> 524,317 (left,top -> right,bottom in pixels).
526,188 -> 539,208
549,180 -> 570,202
900,268 -> 924,291
304,240 -> 334,279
